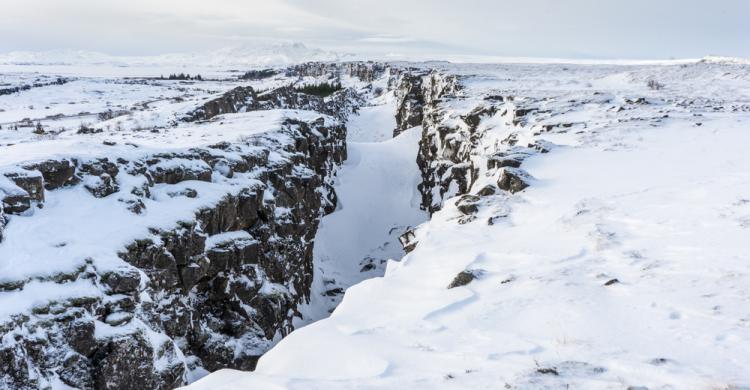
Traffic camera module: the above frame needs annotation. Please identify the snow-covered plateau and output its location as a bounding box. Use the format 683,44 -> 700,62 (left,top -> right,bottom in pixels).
1,57 -> 749,390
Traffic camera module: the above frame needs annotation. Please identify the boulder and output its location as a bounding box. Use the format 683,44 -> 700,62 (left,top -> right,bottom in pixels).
399,228 -> 418,253
84,174 -> 119,198
2,171 -> 45,214
4,171 -> 44,203
447,269 -> 484,289
497,168 -> 532,193
22,159 -> 77,190
455,194 -> 481,215
100,268 -> 141,294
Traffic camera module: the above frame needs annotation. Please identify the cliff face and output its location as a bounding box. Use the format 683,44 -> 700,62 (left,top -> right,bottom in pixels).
389,66 -> 563,221
0,60 -> 407,390
0,116 -> 346,389
0,61 -> 480,390
0,59 -> 372,389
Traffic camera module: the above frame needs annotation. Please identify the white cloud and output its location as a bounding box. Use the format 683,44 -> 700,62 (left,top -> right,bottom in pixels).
0,0 -> 747,58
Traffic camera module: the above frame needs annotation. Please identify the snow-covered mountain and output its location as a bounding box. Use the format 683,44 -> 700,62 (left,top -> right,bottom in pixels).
1,58 -> 749,390
0,42 -> 353,67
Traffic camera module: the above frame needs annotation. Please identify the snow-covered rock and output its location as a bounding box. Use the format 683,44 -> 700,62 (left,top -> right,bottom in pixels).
187,59 -> 750,390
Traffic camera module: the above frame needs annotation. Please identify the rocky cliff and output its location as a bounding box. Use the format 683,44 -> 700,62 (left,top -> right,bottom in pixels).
1,61 -> 502,390
0,76 -> 349,388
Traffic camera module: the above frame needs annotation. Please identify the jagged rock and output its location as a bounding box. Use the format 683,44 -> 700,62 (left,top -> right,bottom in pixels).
58,353 -> 94,389
92,333 -> 176,390
346,62 -> 388,82
461,105 -> 497,133
206,237 -> 260,273
147,159 -> 212,185
1,170 -> 44,215
22,159 -> 77,190
604,278 -> 620,286
447,269 -> 483,289
497,168 -> 532,193
80,159 -> 120,197
185,86 -> 257,121
84,174 -> 119,198
179,256 -> 211,291
487,151 -> 529,169
0,346 -> 37,390
476,185 -> 497,197
64,318 -> 98,357
0,65 -> 349,388
100,268 -> 141,294
0,205 -> 6,242
197,188 -> 263,235
394,72 -> 426,136
80,158 -> 119,178
399,229 -> 418,253
455,194 -> 481,215
4,171 -> 44,203
124,198 -> 146,215
1,194 -> 30,215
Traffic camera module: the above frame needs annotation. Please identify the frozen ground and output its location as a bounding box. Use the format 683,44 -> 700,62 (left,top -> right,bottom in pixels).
188,59 -> 750,389
1,56 -> 750,389
298,101 -> 427,322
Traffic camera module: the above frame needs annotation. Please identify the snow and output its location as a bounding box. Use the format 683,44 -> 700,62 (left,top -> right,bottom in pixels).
0,279 -> 99,321
0,42 -> 352,68
295,86 -> 426,323
2,55 -> 750,389
205,231 -> 254,250
187,60 -> 750,389
345,92 -> 398,142
298,121 -> 427,322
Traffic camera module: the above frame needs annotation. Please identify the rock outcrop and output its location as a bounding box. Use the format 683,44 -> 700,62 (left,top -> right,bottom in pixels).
0,111 -> 346,388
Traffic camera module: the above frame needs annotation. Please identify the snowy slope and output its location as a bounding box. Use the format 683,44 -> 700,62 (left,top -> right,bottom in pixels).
187,60 -> 750,389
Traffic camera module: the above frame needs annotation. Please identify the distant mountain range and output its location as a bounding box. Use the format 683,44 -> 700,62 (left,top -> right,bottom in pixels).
0,42 -> 355,67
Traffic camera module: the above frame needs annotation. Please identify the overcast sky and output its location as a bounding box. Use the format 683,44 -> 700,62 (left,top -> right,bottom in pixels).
0,0 -> 747,59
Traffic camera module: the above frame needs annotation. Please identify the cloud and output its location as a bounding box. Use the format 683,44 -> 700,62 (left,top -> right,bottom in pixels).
0,0 -> 747,58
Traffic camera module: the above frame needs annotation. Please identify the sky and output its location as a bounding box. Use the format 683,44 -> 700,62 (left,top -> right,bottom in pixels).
0,0 -> 748,59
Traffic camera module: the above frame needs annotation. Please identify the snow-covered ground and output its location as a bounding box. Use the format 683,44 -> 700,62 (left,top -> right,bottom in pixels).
2,55 -> 750,389
188,59 -> 750,389
298,90 -> 427,322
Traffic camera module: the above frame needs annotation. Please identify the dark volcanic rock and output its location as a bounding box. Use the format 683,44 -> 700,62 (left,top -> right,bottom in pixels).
92,333 -> 178,390
399,228 -> 418,253
2,171 -> 44,214
148,159 -> 213,185
393,72 -> 426,137
185,86 -> 257,122
23,159 -> 77,190
447,269 -> 483,289
0,206 -> 6,242
0,63 -> 355,389
497,168 -> 532,193
100,268 -> 141,294
455,194 -> 481,215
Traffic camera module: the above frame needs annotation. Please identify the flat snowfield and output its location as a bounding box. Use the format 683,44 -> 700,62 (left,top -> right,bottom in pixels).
187,60 -> 750,389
